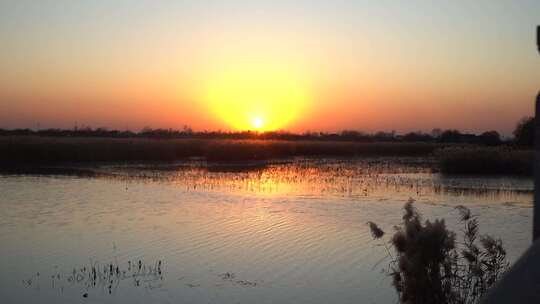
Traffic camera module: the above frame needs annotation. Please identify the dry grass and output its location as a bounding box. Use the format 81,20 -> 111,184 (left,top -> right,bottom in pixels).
0,136 -> 439,164
436,147 -> 532,176
1,137 -> 532,177
369,199 -> 508,304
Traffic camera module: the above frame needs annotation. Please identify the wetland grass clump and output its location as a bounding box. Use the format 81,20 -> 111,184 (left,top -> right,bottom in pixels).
369,200 -> 508,304
204,140 -> 438,160
203,140 -> 291,161
23,259 -> 164,297
436,146 -> 532,176
0,136 -> 206,163
0,136 -> 439,164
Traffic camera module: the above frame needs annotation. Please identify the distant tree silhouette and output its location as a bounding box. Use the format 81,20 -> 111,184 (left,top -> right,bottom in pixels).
431,128 -> 442,139
340,130 -> 371,141
479,130 -> 501,146
0,117 -> 532,147
374,131 -> 396,142
439,129 -> 462,143
403,131 -> 432,142
513,117 -> 534,146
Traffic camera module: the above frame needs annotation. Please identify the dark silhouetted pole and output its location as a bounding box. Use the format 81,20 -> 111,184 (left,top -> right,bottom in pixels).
535,25 -> 540,241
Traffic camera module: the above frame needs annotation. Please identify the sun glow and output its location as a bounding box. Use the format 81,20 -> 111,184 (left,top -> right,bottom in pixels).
252,117 -> 264,130
204,60 -> 311,131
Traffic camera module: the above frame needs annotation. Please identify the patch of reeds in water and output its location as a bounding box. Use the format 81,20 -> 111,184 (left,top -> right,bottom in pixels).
22,259 -> 164,298
0,136 -> 438,164
436,146 -> 532,176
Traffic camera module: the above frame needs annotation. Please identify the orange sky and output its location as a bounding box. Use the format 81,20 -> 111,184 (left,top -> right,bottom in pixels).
1,1 -> 539,134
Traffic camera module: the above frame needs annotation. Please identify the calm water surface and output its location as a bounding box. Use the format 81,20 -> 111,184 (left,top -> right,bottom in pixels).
0,158 -> 533,303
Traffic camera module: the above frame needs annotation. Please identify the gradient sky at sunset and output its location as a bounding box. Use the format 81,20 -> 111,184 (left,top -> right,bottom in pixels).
1,0 -> 539,134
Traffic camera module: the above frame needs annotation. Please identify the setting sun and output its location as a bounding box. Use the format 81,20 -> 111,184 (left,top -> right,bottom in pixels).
252,117 -> 264,130
203,58 -> 312,132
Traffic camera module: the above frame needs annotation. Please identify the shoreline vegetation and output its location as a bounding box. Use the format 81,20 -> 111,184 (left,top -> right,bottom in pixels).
0,135 -> 439,161
369,201 -> 508,304
436,147 -> 532,176
0,136 -> 532,176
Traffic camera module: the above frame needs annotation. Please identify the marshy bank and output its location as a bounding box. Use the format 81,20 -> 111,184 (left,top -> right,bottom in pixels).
0,136 -> 438,162
436,147 -> 532,176
0,136 -> 532,176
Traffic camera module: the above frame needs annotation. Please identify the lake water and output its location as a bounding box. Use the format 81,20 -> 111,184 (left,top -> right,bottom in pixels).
0,158 -> 533,304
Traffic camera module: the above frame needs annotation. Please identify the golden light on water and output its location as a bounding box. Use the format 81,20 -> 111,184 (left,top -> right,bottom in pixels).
204,61 -> 311,131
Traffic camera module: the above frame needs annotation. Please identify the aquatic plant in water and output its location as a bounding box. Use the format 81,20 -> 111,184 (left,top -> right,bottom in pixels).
22,259 -> 164,298
368,199 -> 508,304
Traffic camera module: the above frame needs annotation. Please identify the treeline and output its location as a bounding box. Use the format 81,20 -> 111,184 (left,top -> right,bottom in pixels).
0,116 -> 533,146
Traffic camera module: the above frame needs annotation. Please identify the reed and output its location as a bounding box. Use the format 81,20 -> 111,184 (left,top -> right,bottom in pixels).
0,136 -> 439,164
369,200 -> 508,304
436,146 -> 532,176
